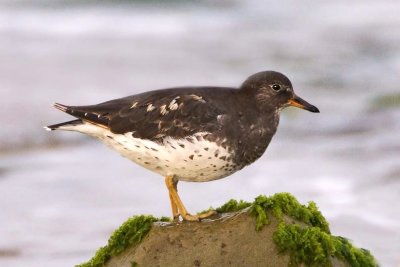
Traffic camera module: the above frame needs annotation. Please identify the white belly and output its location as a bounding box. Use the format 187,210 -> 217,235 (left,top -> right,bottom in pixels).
71,122 -> 236,182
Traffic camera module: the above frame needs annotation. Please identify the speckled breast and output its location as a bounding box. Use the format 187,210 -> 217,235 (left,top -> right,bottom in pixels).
99,131 -> 238,182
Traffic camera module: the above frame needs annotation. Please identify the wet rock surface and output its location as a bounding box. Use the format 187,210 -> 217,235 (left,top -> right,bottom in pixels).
105,211 -> 344,267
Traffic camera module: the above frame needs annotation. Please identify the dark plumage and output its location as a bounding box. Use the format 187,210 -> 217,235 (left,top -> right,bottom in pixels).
46,70 -> 319,221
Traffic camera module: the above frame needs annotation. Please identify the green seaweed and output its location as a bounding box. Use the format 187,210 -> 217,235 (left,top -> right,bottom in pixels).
216,199 -> 252,213
77,193 -> 377,267
273,223 -> 335,266
76,215 -> 169,267
198,199 -> 251,215
273,224 -> 377,267
249,193 -> 330,233
248,193 -> 377,267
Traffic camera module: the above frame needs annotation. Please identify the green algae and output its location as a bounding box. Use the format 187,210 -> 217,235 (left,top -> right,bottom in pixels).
216,199 -> 252,213
249,193 -> 330,232
274,223 -> 335,267
76,215 -> 170,267
77,193 -> 377,267
247,193 -> 377,267
273,224 -> 377,267
216,193 -> 376,266
198,199 -> 251,215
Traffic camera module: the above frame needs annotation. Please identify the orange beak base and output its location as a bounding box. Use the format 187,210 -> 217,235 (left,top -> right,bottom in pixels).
288,95 -> 319,113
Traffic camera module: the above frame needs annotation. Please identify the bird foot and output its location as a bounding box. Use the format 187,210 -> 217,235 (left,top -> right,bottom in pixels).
179,210 -> 217,222
165,176 -> 218,222
198,210 -> 218,219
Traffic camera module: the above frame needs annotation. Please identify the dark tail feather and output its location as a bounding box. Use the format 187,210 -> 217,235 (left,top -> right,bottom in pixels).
44,119 -> 82,131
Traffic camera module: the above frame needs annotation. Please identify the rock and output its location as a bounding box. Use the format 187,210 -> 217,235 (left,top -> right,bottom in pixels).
77,193 -> 377,267
107,210 -> 293,267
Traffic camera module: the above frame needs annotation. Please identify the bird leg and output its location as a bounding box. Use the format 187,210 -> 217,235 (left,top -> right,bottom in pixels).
165,175 -> 216,221
165,175 -> 198,221
168,185 -> 179,221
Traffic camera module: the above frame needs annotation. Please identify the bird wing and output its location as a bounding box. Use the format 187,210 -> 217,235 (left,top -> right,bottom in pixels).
55,90 -> 225,141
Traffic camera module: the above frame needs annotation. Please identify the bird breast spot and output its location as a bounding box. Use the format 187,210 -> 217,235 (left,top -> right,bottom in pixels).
99,132 -> 233,182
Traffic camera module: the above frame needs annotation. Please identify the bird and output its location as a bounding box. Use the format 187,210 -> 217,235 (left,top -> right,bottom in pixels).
45,71 -> 319,221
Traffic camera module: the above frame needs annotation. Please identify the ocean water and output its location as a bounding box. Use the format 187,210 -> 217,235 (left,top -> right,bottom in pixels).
0,0 -> 399,266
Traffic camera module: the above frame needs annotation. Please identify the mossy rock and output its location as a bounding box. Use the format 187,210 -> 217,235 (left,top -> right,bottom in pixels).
77,193 -> 377,267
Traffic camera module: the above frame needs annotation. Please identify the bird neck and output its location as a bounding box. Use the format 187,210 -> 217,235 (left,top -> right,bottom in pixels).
232,108 -> 279,168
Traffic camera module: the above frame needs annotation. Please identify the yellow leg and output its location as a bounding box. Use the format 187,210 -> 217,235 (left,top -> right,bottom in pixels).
168,182 -> 179,221
165,175 -> 216,221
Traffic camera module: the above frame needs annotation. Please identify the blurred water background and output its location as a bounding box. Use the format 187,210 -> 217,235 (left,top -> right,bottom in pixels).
0,0 -> 399,266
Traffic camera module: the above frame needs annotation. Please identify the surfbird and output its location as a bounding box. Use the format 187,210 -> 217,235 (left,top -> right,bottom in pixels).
45,71 -> 319,221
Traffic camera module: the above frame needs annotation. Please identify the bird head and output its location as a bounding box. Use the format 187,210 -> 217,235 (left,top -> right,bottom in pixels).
241,71 -> 319,113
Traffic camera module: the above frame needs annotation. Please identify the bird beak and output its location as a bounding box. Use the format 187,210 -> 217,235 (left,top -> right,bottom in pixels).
288,94 -> 320,113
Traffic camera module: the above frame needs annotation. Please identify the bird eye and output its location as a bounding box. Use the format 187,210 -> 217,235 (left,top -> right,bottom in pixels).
272,84 -> 281,91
